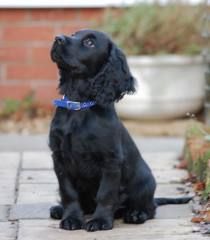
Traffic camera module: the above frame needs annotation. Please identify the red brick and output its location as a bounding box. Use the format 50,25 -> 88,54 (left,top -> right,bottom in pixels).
30,46 -> 52,63
34,85 -> 60,103
0,84 -> 31,100
58,24 -> 92,36
0,82 -> 60,104
6,63 -> 57,81
0,9 -> 29,22
29,9 -> 79,21
0,47 -> 29,62
79,8 -> 104,21
2,25 -> 55,42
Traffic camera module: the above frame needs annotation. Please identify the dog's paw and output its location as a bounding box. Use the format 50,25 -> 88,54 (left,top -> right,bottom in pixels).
50,205 -> 63,219
123,210 -> 148,224
60,217 -> 83,230
85,218 -> 113,232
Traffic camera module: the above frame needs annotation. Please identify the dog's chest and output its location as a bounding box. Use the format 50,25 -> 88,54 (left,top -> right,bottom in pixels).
50,109 -> 106,178
67,131 -> 105,178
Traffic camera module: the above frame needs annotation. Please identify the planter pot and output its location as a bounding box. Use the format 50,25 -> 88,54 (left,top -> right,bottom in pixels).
116,55 -> 206,120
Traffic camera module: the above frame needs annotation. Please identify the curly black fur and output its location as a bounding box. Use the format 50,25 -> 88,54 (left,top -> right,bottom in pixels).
91,46 -> 135,106
49,29 -> 191,232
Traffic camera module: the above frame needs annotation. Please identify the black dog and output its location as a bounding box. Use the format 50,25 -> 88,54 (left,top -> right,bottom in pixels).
49,29 -> 191,232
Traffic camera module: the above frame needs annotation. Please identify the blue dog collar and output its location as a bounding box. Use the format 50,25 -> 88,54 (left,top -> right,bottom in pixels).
53,95 -> 96,111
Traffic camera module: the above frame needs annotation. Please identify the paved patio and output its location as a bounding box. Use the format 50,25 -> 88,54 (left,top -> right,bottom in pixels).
0,135 -> 206,239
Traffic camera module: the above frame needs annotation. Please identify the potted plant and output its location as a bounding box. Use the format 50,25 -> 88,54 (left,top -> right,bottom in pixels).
99,3 -> 206,119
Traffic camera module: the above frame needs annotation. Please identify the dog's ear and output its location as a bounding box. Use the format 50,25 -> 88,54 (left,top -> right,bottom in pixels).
91,42 -> 136,106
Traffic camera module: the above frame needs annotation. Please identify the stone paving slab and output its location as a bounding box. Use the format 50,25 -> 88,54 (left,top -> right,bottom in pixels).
0,134 -> 49,151
19,170 -> 57,184
153,169 -> 188,184
10,183 -> 192,220
21,151 -> 180,171
0,135 -> 184,152
143,152 -> 179,170
9,203 -> 192,221
0,172 -> 18,205
0,153 -> 20,205
17,183 -> 58,204
155,183 -> 192,198
0,205 -> 9,221
156,204 -> 192,219
17,219 -> 205,240
13,183 -> 193,218
134,137 -> 184,153
0,152 -> 20,169
0,181 -> 17,205
8,205 -> 194,224
19,169 -> 187,186
0,221 -> 17,240
9,203 -> 50,220
0,170 -> 18,181
22,152 -> 52,170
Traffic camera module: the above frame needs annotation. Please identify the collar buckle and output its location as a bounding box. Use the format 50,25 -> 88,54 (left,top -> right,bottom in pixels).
67,101 -> 81,110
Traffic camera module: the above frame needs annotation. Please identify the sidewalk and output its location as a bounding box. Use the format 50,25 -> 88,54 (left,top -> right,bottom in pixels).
0,134 -> 184,152
0,135 -> 205,240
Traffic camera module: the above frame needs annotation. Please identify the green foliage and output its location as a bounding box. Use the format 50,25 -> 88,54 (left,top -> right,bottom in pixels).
202,185 -> 210,200
0,91 -> 36,118
186,120 -> 206,138
2,99 -> 21,116
193,151 -> 210,182
99,3 -> 204,55
184,120 -> 210,199
21,92 -> 35,110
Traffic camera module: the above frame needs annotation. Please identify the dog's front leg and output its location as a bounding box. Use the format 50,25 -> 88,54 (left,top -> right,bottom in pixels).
85,168 -> 121,231
52,151 -> 84,230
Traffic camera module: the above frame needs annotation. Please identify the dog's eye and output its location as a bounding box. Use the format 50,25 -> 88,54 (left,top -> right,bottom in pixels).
83,38 -> 95,48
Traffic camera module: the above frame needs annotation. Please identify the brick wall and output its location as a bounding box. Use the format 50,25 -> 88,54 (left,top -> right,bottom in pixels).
0,8 -> 105,106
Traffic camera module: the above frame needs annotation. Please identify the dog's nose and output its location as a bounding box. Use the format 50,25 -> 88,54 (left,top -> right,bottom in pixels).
55,35 -> 66,45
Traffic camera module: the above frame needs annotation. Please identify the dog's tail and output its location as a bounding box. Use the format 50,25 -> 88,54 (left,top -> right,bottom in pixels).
155,196 -> 192,206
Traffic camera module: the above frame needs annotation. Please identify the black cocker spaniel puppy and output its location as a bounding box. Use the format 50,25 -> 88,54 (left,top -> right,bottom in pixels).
49,29 -> 191,232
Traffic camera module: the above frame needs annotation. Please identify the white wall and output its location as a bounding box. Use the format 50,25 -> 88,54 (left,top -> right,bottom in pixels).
0,0 -> 206,8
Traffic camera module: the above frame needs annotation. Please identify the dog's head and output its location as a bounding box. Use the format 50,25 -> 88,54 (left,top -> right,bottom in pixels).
51,29 -> 135,106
